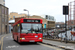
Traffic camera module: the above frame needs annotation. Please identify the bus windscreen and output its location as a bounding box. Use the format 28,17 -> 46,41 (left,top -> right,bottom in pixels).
21,23 -> 42,33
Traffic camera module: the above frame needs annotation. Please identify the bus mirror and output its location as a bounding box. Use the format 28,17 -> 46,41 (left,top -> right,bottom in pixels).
17,24 -> 19,26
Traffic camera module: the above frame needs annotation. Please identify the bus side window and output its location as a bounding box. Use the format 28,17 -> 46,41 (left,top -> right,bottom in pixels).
17,24 -> 20,33
15,25 -> 17,32
13,26 -> 15,32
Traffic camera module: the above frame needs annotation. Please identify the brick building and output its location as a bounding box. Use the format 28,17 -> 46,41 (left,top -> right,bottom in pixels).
9,12 -> 27,20
55,22 -> 65,28
0,0 -> 5,6
0,4 -> 9,34
68,1 -> 75,27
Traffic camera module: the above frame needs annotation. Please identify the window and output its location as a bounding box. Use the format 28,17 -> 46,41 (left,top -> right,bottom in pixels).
10,18 -> 12,20
46,15 -> 48,19
9,16 -> 10,17
3,0 -> 5,2
13,26 -> 15,32
2,18 -> 4,22
71,21 -> 74,24
17,24 -> 20,33
13,24 -> 20,33
21,23 -> 32,33
21,23 -> 42,33
13,16 -> 15,19
3,3 -> 5,6
32,24 -> 42,33
49,16 -> 50,20
5,19 -> 7,22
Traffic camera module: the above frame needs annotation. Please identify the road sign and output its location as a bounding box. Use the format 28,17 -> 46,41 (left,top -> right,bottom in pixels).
63,6 -> 69,15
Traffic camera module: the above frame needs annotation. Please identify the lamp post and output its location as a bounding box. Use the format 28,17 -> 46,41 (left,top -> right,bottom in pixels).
24,9 -> 29,18
63,5 -> 68,43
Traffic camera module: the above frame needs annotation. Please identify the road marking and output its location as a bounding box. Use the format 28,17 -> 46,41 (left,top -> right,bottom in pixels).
6,45 -> 19,48
39,43 -> 62,50
1,34 -> 10,50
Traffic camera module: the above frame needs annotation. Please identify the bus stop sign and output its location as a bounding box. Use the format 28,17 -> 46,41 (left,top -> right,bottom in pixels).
63,6 -> 68,15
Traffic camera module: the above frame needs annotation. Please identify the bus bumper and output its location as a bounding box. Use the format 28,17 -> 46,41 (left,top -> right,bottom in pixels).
20,40 -> 42,43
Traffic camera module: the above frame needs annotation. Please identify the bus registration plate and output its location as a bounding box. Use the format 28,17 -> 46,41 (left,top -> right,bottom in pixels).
30,40 -> 35,42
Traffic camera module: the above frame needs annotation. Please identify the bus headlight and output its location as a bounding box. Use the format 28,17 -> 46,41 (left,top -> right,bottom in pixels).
20,38 -> 25,40
39,38 -> 42,39
35,36 -> 38,37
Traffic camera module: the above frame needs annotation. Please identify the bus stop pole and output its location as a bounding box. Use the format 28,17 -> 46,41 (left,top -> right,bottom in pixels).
65,15 -> 67,43
71,26 -> 72,40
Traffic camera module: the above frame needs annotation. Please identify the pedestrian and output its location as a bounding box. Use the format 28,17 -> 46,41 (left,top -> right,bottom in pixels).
45,32 -> 47,38
47,32 -> 49,38
73,33 -> 75,41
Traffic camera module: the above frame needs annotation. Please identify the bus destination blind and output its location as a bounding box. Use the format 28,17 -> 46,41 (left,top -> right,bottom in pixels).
23,19 -> 40,23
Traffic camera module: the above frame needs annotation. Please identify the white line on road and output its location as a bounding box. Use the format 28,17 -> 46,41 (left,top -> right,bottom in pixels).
6,45 -> 19,49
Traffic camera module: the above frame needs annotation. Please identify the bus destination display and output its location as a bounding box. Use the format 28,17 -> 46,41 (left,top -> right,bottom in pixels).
23,19 -> 40,23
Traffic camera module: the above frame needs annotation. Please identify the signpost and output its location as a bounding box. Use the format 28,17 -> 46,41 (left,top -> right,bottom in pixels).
63,6 -> 69,43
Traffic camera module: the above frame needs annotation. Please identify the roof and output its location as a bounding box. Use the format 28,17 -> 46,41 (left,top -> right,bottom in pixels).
9,20 -> 15,23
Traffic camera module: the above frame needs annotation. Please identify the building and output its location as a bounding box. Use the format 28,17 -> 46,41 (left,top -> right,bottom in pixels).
55,22 -> 65,28
26,15 -> 55,28
68,1 -> 75,27
0,4 -> 9,34
41,15 -> 55,28
0,0 -> 5,6
41,15 -> 55,21
9,12 -> 27,20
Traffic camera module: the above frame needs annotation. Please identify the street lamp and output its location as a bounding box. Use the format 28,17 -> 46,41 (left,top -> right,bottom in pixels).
24,9 -> 29,18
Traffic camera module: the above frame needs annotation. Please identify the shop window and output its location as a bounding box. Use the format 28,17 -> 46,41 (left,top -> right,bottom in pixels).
71,21 -> 74,24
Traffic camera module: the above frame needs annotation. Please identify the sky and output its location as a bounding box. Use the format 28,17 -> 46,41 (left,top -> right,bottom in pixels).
5,0 -> 74,22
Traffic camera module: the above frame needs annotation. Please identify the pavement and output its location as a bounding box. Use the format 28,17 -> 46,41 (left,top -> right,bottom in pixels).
43,39 -> 75,50
0,33 -> 63,50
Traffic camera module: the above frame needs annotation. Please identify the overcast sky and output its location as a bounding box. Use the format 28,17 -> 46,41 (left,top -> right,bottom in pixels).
5,0 -> 74,22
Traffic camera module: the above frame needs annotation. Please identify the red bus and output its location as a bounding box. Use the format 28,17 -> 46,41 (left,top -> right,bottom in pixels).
12,18 -> 43,43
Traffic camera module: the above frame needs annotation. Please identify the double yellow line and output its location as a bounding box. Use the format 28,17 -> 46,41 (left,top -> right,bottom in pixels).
0,34 -> 10,50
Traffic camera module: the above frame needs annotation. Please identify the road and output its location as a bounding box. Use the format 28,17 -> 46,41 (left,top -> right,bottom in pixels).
0,34 -> 63,50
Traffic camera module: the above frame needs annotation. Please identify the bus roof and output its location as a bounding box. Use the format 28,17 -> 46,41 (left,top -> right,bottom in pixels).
13,18 -> 42,26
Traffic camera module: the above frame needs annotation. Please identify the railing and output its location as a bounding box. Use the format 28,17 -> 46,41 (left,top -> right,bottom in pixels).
43,27 -> 75,43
